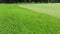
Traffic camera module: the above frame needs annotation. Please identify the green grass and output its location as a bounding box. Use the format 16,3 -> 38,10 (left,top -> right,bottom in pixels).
19,3 -> 60,18
0,4 -> 60,34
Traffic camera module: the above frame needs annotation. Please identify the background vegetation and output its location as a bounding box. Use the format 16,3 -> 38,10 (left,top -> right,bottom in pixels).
0,0 -> 60,3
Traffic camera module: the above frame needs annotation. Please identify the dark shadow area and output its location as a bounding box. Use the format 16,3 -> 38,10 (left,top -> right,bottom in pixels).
0,0 -> 60,3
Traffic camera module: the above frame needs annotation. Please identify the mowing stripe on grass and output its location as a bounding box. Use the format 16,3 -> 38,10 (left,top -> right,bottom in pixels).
19,3 -> 60,18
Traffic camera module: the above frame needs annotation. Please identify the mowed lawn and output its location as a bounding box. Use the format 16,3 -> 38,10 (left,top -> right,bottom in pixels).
0,4 -> 60,34
19,3 -> 60,18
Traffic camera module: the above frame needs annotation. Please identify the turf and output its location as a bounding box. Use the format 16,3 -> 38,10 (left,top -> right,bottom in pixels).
0,4 -> 60,34
19,3 -> 60,18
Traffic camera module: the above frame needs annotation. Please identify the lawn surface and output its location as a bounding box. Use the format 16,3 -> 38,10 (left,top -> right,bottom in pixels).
19,3 -> 60,18
0,4 -> 60,34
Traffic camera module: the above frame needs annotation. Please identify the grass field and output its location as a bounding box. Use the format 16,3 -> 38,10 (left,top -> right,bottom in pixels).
0,4 -> 60,34
19,3 -> 60,18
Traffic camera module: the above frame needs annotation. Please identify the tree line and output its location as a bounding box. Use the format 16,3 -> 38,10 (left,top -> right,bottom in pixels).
0,0 -> 60,3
